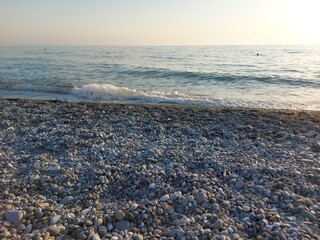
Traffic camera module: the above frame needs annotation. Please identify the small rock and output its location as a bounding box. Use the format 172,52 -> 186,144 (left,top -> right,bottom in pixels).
305,130 -> 317,138
195,192 -> 206,204
142,199 -> 153,206
300,209 -> 317,221
98,226 -> 108,236
212,219 -> 223,231
86,220 -> 93,227
126,212 -> 135,221
49,165 -> 60,171
242,206 -> 250,212
4,210 -> 23,223
3,204 -> 13,210
88,233 -> 101,240
60,196 -> 74,205
115,210 -> 125,221
17,223 -> 25,231
47,226 -> 61,236
170,191 -> 182,201
133,235 -> 144,240
160,194 -> 170,202
275,131 -> 287,139
235,181 -> 244,190
283,191 -> 291,199
165,228 -> 185,238
24,224 -> 33,234
107,151 -> 117,160
181,197 -> 188,207
30,174 -> 39,181
50,215 -> 61,225
115,220 -> 130,231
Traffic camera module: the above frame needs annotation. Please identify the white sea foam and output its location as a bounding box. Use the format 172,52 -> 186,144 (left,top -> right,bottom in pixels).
71,84 -> 214,105
1,82 -> 319,110
71,83 -> 295,109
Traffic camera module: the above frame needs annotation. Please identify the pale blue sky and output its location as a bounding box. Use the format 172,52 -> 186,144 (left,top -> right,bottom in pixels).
1,0 -> 320,45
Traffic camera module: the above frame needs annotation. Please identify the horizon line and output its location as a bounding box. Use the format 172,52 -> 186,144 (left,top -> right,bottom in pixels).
1,43 -> 320,47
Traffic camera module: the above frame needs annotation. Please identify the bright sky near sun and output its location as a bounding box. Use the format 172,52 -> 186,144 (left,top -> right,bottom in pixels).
1,0 -> 320,45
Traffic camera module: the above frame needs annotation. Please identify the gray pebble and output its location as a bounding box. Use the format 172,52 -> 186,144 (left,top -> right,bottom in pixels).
4,210 -> 23,223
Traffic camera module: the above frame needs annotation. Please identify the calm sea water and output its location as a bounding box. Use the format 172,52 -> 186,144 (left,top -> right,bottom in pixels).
0,45 -> 319,110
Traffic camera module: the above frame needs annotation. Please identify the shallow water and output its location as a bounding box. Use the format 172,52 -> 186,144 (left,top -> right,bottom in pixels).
0,45 -> 319,110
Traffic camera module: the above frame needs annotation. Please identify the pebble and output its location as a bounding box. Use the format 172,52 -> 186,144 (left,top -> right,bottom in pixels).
115,210 -> 125,221
4,210 -> 23,223
50,215 -> 61,224
212,219 -> 223,231
3,204 -> 13,210
60,196 -> 74,205
300,209 -> 317,221
47,225 -> 61,236
24,224 -> 33,234
242,206 -> 250,212
133,235 -> 144,240
115,220 -> 130,231
195,192 -> 206,204
160,194 -> 170,202
305,130 -> 317,138
49,165 -> 60,171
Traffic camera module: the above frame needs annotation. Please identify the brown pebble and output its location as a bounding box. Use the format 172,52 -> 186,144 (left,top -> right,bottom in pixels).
3,204 -> 13,210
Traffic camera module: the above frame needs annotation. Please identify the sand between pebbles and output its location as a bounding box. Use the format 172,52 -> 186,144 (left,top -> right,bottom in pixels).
0,99 -> 319,240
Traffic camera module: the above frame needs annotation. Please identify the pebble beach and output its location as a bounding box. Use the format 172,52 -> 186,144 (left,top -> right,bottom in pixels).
0,99 -> 319,240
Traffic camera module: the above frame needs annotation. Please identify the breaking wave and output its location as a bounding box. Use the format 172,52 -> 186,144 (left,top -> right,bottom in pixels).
0,82 -> 318,110
71,84 -> 287,109
71,84 -> 211,105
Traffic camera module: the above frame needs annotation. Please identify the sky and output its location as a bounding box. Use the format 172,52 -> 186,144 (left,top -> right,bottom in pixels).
1,0 -> 320,46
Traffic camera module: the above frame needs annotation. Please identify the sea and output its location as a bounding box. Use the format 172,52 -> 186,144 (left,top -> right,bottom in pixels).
0,45 -> 319,110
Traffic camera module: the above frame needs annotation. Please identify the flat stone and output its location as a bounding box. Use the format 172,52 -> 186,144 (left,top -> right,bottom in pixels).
115,220 -> 130,231
30,174 -> 39,181
98,226 -> 108,236
181,197 -> 188,207
243,206 -> 250,212
126,212 -> 135,221
300,209 -> 317,221
164,228 -> 185,238
212,219 -> 223,231
235,181 -> 244,190
49,165 -> 60,171
142,199 -> 153,206
305,130 -> 317,138
3,204 -> 13,210
160,194 -> 170,202
47,226 -> 61,236
275,131 -> 287,138
50,215 -> 61,225
133,235 -> 144,240
115,210 -> 125,221
89,233 -> 101,240
283,191 -> 291,199
170,191 -> 182,201
4,210 -> 23,223
195,192 -> 206,204
24,224 -> 33,234
60,196 -> 74,205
